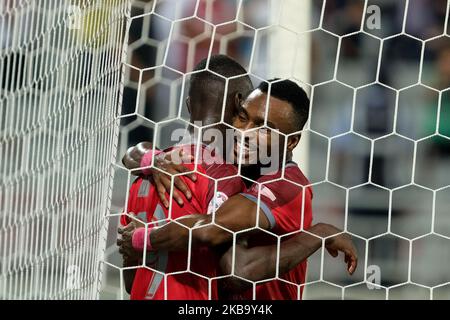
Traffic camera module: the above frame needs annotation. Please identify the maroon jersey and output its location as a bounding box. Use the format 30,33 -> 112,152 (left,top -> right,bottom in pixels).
238,161 -> 313,300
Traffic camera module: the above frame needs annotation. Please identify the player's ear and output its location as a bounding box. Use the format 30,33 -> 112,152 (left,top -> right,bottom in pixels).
287,134 -> 300,152
186,96 -> 191,114
234,92 -> 243,113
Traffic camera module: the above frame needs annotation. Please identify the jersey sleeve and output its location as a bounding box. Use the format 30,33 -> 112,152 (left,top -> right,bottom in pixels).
241,169 -> 313,234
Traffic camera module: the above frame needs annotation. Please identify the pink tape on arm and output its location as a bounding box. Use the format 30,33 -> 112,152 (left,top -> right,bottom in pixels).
140,149 -> 163,175
132,227 -> 153,251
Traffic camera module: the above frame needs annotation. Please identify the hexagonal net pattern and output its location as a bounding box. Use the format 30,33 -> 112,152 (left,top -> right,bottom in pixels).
103,0 -> 450,300
0,0 -> 129,299
1,0 -> 449,301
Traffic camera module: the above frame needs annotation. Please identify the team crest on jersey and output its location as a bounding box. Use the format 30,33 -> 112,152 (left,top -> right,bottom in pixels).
207,191 -> 228,214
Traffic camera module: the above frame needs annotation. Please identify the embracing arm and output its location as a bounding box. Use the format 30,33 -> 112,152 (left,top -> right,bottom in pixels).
148,194 -> 270,251
117,220 -> 145,294
122,142 -> 196,207
122,257 -> 137,295
122,142 -> 153,176
218,223 -> 358,293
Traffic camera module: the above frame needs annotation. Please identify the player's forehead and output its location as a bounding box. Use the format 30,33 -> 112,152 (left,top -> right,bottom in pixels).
243,88 -> 264,102
243,89 -> 293,130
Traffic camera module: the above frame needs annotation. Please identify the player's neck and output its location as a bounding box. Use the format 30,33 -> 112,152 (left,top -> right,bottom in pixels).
241,165 -> 262,187
241,154 -> 294,182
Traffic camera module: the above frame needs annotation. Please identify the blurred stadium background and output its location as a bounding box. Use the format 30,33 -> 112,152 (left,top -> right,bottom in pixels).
1,0 -> 449,300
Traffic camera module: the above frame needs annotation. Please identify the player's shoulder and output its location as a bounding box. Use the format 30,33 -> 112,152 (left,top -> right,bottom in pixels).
198,144 -> 237,177
282,162 -> 313,198
256,161 -> 310,186
283,161 -> 310,186
202,162 -> 239,180
129,176 -> 144,192
130,176 -> 159,202
130,175 -> 153,189
251,162 -> 312,201
174,143 -> 238,179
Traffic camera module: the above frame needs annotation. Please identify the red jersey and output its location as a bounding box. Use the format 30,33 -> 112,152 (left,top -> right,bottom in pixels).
121,144 -> 245,300
238,161 -> 313,300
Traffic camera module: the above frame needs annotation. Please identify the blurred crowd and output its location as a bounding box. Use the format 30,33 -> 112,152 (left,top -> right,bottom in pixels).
110,0 -> 450,298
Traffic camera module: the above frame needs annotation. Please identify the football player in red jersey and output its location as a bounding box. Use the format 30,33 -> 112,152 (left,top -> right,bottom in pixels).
119,77 -> 358,300
117,55 -> 252,299
120,147 -> 244,300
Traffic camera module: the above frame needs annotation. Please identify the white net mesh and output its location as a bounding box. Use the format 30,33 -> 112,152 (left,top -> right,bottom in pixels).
103,0 -> 450,300
1,0 -> 450,301
0,0 -> 129,299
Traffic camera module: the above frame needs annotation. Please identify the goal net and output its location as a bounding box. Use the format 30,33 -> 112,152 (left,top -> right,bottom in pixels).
1,0 -> 450,301
0,0 -> 129,299
103,0 -> 450,300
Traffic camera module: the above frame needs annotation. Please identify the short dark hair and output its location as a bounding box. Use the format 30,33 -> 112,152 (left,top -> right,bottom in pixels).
257,79 -> 310,131
188,55 -> 252,98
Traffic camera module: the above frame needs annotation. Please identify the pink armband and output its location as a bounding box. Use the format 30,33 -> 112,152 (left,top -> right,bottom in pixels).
140,149 -> 163,175
132,227 -> 153,251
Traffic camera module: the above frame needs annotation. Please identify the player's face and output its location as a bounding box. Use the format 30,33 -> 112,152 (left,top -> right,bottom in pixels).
232,89 -> 293,167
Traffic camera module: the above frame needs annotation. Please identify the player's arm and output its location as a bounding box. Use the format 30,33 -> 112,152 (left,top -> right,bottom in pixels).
122,141 -> 153,175
122,142 -> 196,208
218,223 -> 358,293
117,221 -> 145,294
118,194 -> 268,253
118,233 -> 138,294
122,257 -> 137,295
145,194 -> 270,251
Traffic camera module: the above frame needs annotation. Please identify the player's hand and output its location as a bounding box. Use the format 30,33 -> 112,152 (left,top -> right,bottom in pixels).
122,141 -> 152,175
324,230 -> 358,275
152,149 -> 197,208
117,221 -> 143,261
122,142 -> 197,207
